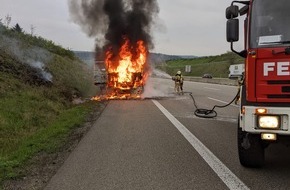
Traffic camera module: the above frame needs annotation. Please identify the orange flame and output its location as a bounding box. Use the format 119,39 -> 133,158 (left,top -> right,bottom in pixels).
92,37 -> 148,101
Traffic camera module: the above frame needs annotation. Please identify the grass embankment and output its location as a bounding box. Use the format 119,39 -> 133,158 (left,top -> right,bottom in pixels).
157,52 -> 244,78
0,25 -> 98,185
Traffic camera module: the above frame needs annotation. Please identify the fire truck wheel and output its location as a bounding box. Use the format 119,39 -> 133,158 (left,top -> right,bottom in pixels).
238,126 -> 265,168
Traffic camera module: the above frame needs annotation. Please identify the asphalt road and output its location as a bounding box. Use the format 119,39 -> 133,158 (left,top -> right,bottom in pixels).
45,78 -> 290,190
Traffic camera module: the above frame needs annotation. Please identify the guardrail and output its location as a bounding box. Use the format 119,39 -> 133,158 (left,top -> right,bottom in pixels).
183,76 -> 238,86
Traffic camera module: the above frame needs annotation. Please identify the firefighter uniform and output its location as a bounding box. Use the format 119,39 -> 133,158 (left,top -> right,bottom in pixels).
173,71 -> 184,94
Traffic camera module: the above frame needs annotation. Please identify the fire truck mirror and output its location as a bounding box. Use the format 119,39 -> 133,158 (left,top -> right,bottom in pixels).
227,19 -> 239,42
239,5 -> 249,16
226,5 -> 239,19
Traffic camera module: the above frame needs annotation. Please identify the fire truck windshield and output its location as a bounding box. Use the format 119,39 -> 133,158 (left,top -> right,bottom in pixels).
250,0 -> 290,48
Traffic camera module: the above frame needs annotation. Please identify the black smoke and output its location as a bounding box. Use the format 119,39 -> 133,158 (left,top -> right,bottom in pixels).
68,0 -> 159,58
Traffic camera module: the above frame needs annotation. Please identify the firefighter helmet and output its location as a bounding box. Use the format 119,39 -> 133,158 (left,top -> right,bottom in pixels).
177,71 -> 181,75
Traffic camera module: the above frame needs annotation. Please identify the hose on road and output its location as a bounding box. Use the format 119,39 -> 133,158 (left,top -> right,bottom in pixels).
184,88 -> 240,118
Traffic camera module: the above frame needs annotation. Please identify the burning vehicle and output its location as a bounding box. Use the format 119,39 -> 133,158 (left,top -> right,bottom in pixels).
69,0 -> 158,100
93,37 -> 149,100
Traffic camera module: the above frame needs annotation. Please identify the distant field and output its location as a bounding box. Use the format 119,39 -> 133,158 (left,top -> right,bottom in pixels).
156,52 -> 244,78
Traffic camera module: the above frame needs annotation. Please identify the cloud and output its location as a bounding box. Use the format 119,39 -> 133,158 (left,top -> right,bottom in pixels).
0,0 -> 244,56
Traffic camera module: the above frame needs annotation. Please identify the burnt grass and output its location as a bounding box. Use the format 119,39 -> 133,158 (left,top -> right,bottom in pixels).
0,51 -> 52,87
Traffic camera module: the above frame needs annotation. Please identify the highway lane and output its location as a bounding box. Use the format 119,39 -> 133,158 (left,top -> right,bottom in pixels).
154,78 -> 290,189
45,99 -> 228,190
45,78 -> 290,190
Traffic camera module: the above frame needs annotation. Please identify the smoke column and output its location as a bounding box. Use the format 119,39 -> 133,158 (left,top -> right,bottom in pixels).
68,0 -> 159,55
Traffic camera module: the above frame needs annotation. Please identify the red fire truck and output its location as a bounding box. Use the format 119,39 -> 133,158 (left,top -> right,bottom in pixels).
226,0 -> 290,167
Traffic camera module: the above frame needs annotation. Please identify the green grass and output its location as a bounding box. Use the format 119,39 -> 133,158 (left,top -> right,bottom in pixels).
48,55 -> 97,98
0,24 -> 100,186
157,52 -> 244,78
0,102 -> 95,181
0,73 -> 97,186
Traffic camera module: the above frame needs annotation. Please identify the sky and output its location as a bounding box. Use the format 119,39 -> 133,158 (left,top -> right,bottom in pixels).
0,0 -> 244,57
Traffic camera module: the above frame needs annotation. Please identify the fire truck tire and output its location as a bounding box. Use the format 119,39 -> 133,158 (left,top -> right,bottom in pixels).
238,126 -> 265,168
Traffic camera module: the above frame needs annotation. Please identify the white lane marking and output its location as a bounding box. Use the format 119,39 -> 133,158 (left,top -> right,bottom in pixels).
204,87 -> 220,91
208,97 -> 239,108
152,100 -> 249,190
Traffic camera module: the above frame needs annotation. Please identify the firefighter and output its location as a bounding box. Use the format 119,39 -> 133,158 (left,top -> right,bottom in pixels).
173,71 -> 184,94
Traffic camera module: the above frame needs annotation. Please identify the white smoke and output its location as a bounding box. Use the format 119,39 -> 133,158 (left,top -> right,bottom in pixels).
141,68 -> 174,99
150,68 -> 172,79
27,61 -> 53,82
0,32 -> 53,82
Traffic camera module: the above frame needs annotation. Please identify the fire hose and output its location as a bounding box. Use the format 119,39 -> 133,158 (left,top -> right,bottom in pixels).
186,88 -> 241,118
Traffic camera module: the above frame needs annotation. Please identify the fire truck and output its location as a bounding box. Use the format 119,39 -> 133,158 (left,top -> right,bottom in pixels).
226,0 -> 290,167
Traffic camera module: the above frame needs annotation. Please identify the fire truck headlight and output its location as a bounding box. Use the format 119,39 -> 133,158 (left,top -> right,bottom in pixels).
258,116 -> 280,129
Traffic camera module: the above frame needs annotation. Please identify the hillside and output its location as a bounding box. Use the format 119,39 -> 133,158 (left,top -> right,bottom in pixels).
0,24 -> 99,186
157,52 -> 244,78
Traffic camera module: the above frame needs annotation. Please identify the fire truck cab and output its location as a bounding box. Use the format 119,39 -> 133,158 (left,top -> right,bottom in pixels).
226,0 -> 290,167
